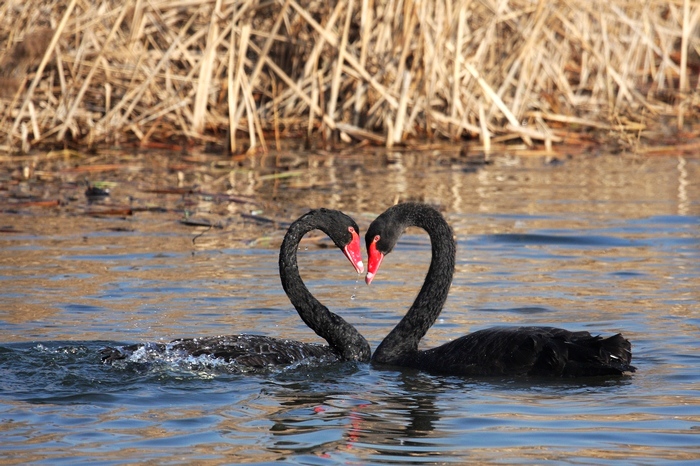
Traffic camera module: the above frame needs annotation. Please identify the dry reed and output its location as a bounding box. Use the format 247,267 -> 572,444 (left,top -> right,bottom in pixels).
1,0 -> 699,154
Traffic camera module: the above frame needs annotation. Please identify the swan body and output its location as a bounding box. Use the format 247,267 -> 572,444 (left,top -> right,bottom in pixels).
102,209 -> 371,367
365,202 -> 635,377
101,334 -> 350,367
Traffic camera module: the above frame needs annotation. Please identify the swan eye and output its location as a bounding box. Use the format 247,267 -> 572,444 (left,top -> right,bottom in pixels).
373,235 -> 380,243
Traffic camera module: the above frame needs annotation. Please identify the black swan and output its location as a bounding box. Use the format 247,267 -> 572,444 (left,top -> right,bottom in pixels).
365,202 -> 635,377
102,208 -> 371,367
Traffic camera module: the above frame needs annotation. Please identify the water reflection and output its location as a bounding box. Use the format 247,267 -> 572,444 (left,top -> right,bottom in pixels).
267,369 -> 445,462
1,150 -> 699,229
678,156 -> 689,215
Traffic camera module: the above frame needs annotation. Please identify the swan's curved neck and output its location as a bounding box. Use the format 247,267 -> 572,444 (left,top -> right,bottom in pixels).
372,205 -> 456,365
279,212 -> 370,361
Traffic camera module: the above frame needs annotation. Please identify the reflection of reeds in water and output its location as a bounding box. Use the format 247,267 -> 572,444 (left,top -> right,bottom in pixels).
0,0 -> 698,153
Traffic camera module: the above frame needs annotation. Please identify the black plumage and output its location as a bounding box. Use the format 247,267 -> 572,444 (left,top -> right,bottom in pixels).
366,202 -> 635,377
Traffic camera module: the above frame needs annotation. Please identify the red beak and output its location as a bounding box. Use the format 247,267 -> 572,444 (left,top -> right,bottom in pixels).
342,229 -> 364,274
365,239 -> 384,285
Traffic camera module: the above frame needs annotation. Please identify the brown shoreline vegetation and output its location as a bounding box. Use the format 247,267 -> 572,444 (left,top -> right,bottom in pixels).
1,0 -> 699,156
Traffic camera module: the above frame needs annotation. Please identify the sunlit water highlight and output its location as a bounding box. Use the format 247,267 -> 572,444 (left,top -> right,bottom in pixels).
1,153 -> 699,464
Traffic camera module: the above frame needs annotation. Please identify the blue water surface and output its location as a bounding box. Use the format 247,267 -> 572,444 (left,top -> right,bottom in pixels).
1,153 -> 699,464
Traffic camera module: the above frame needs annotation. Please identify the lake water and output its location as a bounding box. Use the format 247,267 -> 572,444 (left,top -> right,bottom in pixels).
1,150 -> 699,464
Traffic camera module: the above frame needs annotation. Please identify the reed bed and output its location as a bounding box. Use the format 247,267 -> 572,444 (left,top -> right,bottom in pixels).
1,0 -> 698,154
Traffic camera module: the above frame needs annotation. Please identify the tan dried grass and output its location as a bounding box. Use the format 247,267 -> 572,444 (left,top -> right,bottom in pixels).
0,0 -> 698,154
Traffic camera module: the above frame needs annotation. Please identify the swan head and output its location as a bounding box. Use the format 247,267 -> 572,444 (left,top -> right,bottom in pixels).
315,209 -> 364,274
364,210 -> 403,285
342,226 -> 364,274
364,236 -> 384,285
